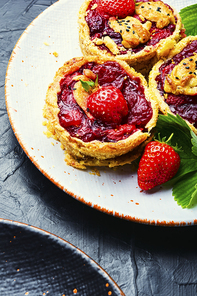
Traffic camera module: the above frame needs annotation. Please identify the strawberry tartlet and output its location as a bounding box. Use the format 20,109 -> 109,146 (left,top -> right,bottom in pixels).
78,0 -> 183,76
43,56 -> 158,169
149,36 -> 197,133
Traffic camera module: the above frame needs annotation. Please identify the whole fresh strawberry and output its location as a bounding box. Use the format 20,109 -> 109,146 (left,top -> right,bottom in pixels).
137,139 -> 181,190
97,0 -> 135,19
87,85 -> 128,124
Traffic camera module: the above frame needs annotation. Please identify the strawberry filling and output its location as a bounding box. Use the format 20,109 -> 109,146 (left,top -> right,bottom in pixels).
85,0 -> 176,55
155,40 -> 197,127
57,61 -> 153,142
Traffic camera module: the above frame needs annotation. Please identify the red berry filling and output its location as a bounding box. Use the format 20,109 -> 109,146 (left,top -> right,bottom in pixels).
57,61 -> 153,142
85,0 -> 176,55
155,40 -> 197,127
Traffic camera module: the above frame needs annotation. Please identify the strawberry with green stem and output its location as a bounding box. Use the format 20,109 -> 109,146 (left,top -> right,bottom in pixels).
79,74 -> 129,125
146,113 -> 197,208
87,85 -> 129,125
137,134 -> 181,190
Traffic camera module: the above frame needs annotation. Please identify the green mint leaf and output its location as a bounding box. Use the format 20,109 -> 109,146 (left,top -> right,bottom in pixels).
173,171 -> 197,209
80,79 -> 95,92
180,4 -> 197,36
80,75 -> 98,93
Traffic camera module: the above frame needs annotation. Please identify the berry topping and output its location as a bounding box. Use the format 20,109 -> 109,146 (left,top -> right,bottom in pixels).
96,0 -> 135,19
59,109 -> 83,128
137,140 -> 181,190
87,85 -> 128,124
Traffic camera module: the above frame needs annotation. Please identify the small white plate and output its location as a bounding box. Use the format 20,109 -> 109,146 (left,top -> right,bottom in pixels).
5,0 -> 197,226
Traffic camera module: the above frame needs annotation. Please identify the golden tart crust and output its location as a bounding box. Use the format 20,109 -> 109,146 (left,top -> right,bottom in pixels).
43,56 -> 158,169
78,0 -> 183,75
149,36 -> 197,134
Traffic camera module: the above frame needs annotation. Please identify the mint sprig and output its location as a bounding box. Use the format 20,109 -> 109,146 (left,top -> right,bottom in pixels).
180,4 -> 197,36
154,113 -> 197,208
80,75 -> 98,93
80,79 -> 95,92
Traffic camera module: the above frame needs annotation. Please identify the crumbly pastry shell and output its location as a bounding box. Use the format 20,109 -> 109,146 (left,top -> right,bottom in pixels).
78,0 -> 183,75
43,56 -> 158,169
149,35 -> 197,134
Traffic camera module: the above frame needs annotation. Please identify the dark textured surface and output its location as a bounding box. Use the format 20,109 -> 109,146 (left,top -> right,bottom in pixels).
1,1 -> 197,295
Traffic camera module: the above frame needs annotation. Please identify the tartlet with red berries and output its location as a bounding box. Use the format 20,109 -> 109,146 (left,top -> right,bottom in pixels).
43,56 -> 158,169
149,35 -> 197,133
78,0 -> 183,75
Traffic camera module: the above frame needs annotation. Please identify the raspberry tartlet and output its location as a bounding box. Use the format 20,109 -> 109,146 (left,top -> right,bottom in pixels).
149,36 -> 197,133
43,56 -> 158,169
78,0 -> 183,75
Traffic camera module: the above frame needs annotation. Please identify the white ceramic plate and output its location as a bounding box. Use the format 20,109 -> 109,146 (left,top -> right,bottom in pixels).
5,0 -> 197,226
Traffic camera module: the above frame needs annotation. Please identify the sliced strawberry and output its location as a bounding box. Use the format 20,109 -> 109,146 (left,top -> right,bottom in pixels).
87,85 -> 128,125
137,140 -> 181,190
97,0 -> 135,19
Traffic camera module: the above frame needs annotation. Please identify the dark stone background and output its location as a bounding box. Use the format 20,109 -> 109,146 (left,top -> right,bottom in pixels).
1,1 -> 197,295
